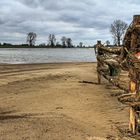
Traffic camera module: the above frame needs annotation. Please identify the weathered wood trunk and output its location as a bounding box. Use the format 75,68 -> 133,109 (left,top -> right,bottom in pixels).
95,15 -> 140,135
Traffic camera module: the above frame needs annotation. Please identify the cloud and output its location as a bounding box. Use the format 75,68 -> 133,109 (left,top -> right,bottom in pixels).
0,0 -> 140,45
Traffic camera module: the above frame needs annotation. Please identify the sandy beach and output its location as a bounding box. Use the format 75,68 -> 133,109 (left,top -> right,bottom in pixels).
0,62 -> 134,140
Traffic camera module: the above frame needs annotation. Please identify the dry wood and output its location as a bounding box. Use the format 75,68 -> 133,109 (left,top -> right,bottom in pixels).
96,15 -> 140,134
98,70 -> 129,92
97,45 -> 121,55
129,107 -> 136,134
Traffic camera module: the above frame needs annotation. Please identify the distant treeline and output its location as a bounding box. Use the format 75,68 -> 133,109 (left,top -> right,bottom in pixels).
0,33 -> 94,48
0,43 -> 94,48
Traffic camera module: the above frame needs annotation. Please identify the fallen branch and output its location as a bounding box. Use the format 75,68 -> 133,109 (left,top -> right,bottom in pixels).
98,70 -> 129,93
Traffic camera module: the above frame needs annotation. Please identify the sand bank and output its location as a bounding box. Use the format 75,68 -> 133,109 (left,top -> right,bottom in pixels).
0,63 -> 133,140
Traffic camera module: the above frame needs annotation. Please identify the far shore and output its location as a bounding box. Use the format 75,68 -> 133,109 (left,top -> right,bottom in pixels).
0,45 -> 94,48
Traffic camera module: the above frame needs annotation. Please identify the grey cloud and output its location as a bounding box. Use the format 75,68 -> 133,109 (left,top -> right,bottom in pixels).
0,0 -> 140,45
19,0 -> 95,11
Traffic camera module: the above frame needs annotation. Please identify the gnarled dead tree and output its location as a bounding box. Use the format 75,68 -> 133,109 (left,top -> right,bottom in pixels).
110,20 -> 128,46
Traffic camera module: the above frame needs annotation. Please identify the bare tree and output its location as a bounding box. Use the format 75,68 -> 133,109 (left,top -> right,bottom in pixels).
110,20 -> 128,46
79,42 -> 83,47
48,34 -> 56,47
27,32 -> 37,46
66,38 -> 72,47
61,36 -> 67,47
105,40 -> 110,46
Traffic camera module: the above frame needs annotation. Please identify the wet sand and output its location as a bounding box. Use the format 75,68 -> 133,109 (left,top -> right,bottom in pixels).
0,63 -> 135,140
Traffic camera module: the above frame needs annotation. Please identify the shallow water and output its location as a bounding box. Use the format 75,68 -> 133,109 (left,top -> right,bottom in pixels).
0,48 -> 96,64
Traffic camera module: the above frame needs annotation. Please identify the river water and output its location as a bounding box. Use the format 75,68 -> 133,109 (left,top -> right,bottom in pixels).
0,48 -> 96,64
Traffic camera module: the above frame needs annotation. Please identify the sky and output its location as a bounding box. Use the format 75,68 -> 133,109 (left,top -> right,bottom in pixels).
0,0 -> 140,46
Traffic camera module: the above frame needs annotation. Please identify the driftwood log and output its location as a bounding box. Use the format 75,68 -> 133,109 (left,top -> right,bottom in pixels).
95,15 -> 140,134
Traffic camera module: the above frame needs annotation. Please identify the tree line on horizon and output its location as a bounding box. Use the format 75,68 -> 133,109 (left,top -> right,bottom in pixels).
0,19 -> 128,48
25,19 -> 128,47
26,33 -> 86,48
0,34 -> 88,48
